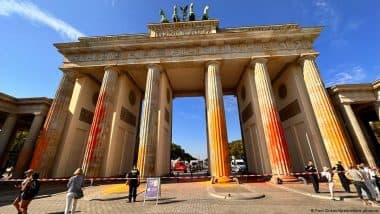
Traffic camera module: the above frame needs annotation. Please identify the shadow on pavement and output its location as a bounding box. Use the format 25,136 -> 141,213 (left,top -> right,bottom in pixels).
90,196 -> 129,201
158,199 -> 187,205
47,211 -> 82,214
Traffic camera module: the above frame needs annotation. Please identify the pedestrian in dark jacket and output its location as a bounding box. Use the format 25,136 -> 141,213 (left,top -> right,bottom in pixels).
332,161 -> 351,193
126,165 -> 140,202
305,160 -> 319,193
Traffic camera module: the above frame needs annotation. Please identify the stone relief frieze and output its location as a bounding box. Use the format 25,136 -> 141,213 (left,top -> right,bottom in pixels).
65,40 -> 312,63
151,27 -> 213,37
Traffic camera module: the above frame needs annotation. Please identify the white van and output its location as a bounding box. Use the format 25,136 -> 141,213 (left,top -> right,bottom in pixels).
231,159 -> 247,173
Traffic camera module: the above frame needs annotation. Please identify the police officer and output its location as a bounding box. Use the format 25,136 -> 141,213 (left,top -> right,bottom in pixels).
305,160 -> 319,193
332,161 -> 351,193
126,165 -> 140,203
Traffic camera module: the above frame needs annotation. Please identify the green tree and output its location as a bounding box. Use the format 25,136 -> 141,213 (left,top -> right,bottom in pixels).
229,140 -> 244,159
171,143 -> 196,161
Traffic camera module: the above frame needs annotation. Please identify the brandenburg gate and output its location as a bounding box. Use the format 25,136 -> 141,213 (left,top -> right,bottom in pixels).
28,19 -> 367,182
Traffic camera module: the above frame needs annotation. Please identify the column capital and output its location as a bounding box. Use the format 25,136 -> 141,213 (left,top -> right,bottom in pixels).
104,65 -> 120,74
147,63 -> 163,72
62,70 -> 79,81
205,60 -> 222,69
298,53 -> 319,64
250,57 -> 269,67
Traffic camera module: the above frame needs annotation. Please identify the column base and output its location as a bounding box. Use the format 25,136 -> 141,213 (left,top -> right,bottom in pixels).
270,175 -> 298,184
210,176 -> 233,184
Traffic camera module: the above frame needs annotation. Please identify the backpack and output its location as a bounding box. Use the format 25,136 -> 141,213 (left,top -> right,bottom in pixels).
23,180 -> 40,199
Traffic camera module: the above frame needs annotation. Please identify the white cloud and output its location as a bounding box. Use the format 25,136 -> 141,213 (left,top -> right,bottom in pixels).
313,0 -> 339,31
0,0 -> 85,40
325,65 -> 366,86
312,0 -> 363,47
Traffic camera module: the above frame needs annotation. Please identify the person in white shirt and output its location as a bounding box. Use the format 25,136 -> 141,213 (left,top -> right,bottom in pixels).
321,167 -> 334,200
358,163 -> 377,200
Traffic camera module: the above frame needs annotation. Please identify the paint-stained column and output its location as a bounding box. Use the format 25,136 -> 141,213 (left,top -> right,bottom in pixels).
30,71 -> 76,177
14,113 -> 46,177
252,58 -> 295,181
0,113 -> 17,158
299,54 -> 355,167
82,66 -> 119,177
137,64 -> 161,178
341,104 -> 376,167
205,61 -> 231,183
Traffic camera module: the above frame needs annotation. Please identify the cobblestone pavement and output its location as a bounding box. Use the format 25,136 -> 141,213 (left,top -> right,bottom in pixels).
0,181 -> 379,214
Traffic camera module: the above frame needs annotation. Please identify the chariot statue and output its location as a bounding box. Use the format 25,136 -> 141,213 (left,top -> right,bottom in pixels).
188,3 -> 195,21
202,5 -> 209,20
179,5 -> 189,21
172,5 -> 180,22
159,9 -> 169,23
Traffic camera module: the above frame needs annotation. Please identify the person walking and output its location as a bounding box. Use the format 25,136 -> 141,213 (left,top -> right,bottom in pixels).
13,169 -> 33,214
305,160 -> 319,193
346,165 -> 378,206
64,168 -> 84,214
321,167 -> 334,200
126,165 -> 140,203
332,161 -> 351,193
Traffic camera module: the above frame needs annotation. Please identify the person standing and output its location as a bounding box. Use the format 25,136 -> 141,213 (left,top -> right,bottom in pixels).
305,160 -> 319,193
126,165 -> 140,203
369,166 -> 380,195
64,168 -> 84,214
332,161 -> 351,193
346,165 -> 378,206
13,169 -> 33,214
321,167 -> 334,200
358,163 -> 377,200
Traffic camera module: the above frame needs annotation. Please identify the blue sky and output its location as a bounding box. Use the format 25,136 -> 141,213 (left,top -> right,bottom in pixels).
0,0 -> 379,159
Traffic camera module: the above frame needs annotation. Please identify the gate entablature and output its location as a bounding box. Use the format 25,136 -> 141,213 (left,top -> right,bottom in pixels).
55,21 -> 320,69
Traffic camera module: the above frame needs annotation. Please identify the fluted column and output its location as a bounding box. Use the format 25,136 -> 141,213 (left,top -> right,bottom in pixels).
375,102 -> 380,120
30,71 -> 76,177
205,61 -> 231,183
0,113 -> 17,158
82,66 -> 119,177
299,54 -> 355,168
137,64 -> 161,178
251,58 -> 294,181
14,113 -> 45,177
341,104 -> 376,167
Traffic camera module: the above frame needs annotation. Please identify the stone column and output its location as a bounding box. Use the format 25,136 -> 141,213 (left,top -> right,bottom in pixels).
30,71 -> 76,177
251,58 -> 295,181
0,113 -> 17,158
299,54 -> 355,168
205,61 -> 231,183
14,113 -> 45,177
137,64 -> 161,178
341,104 -> 376,167
82,66 -> 119,177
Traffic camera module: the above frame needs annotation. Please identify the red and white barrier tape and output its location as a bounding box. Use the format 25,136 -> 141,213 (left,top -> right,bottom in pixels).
0,170 -> 357,182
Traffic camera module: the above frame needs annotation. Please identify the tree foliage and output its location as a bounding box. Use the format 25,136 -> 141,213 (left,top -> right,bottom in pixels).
171,143 -> 196,161
229,140 -> 244,159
